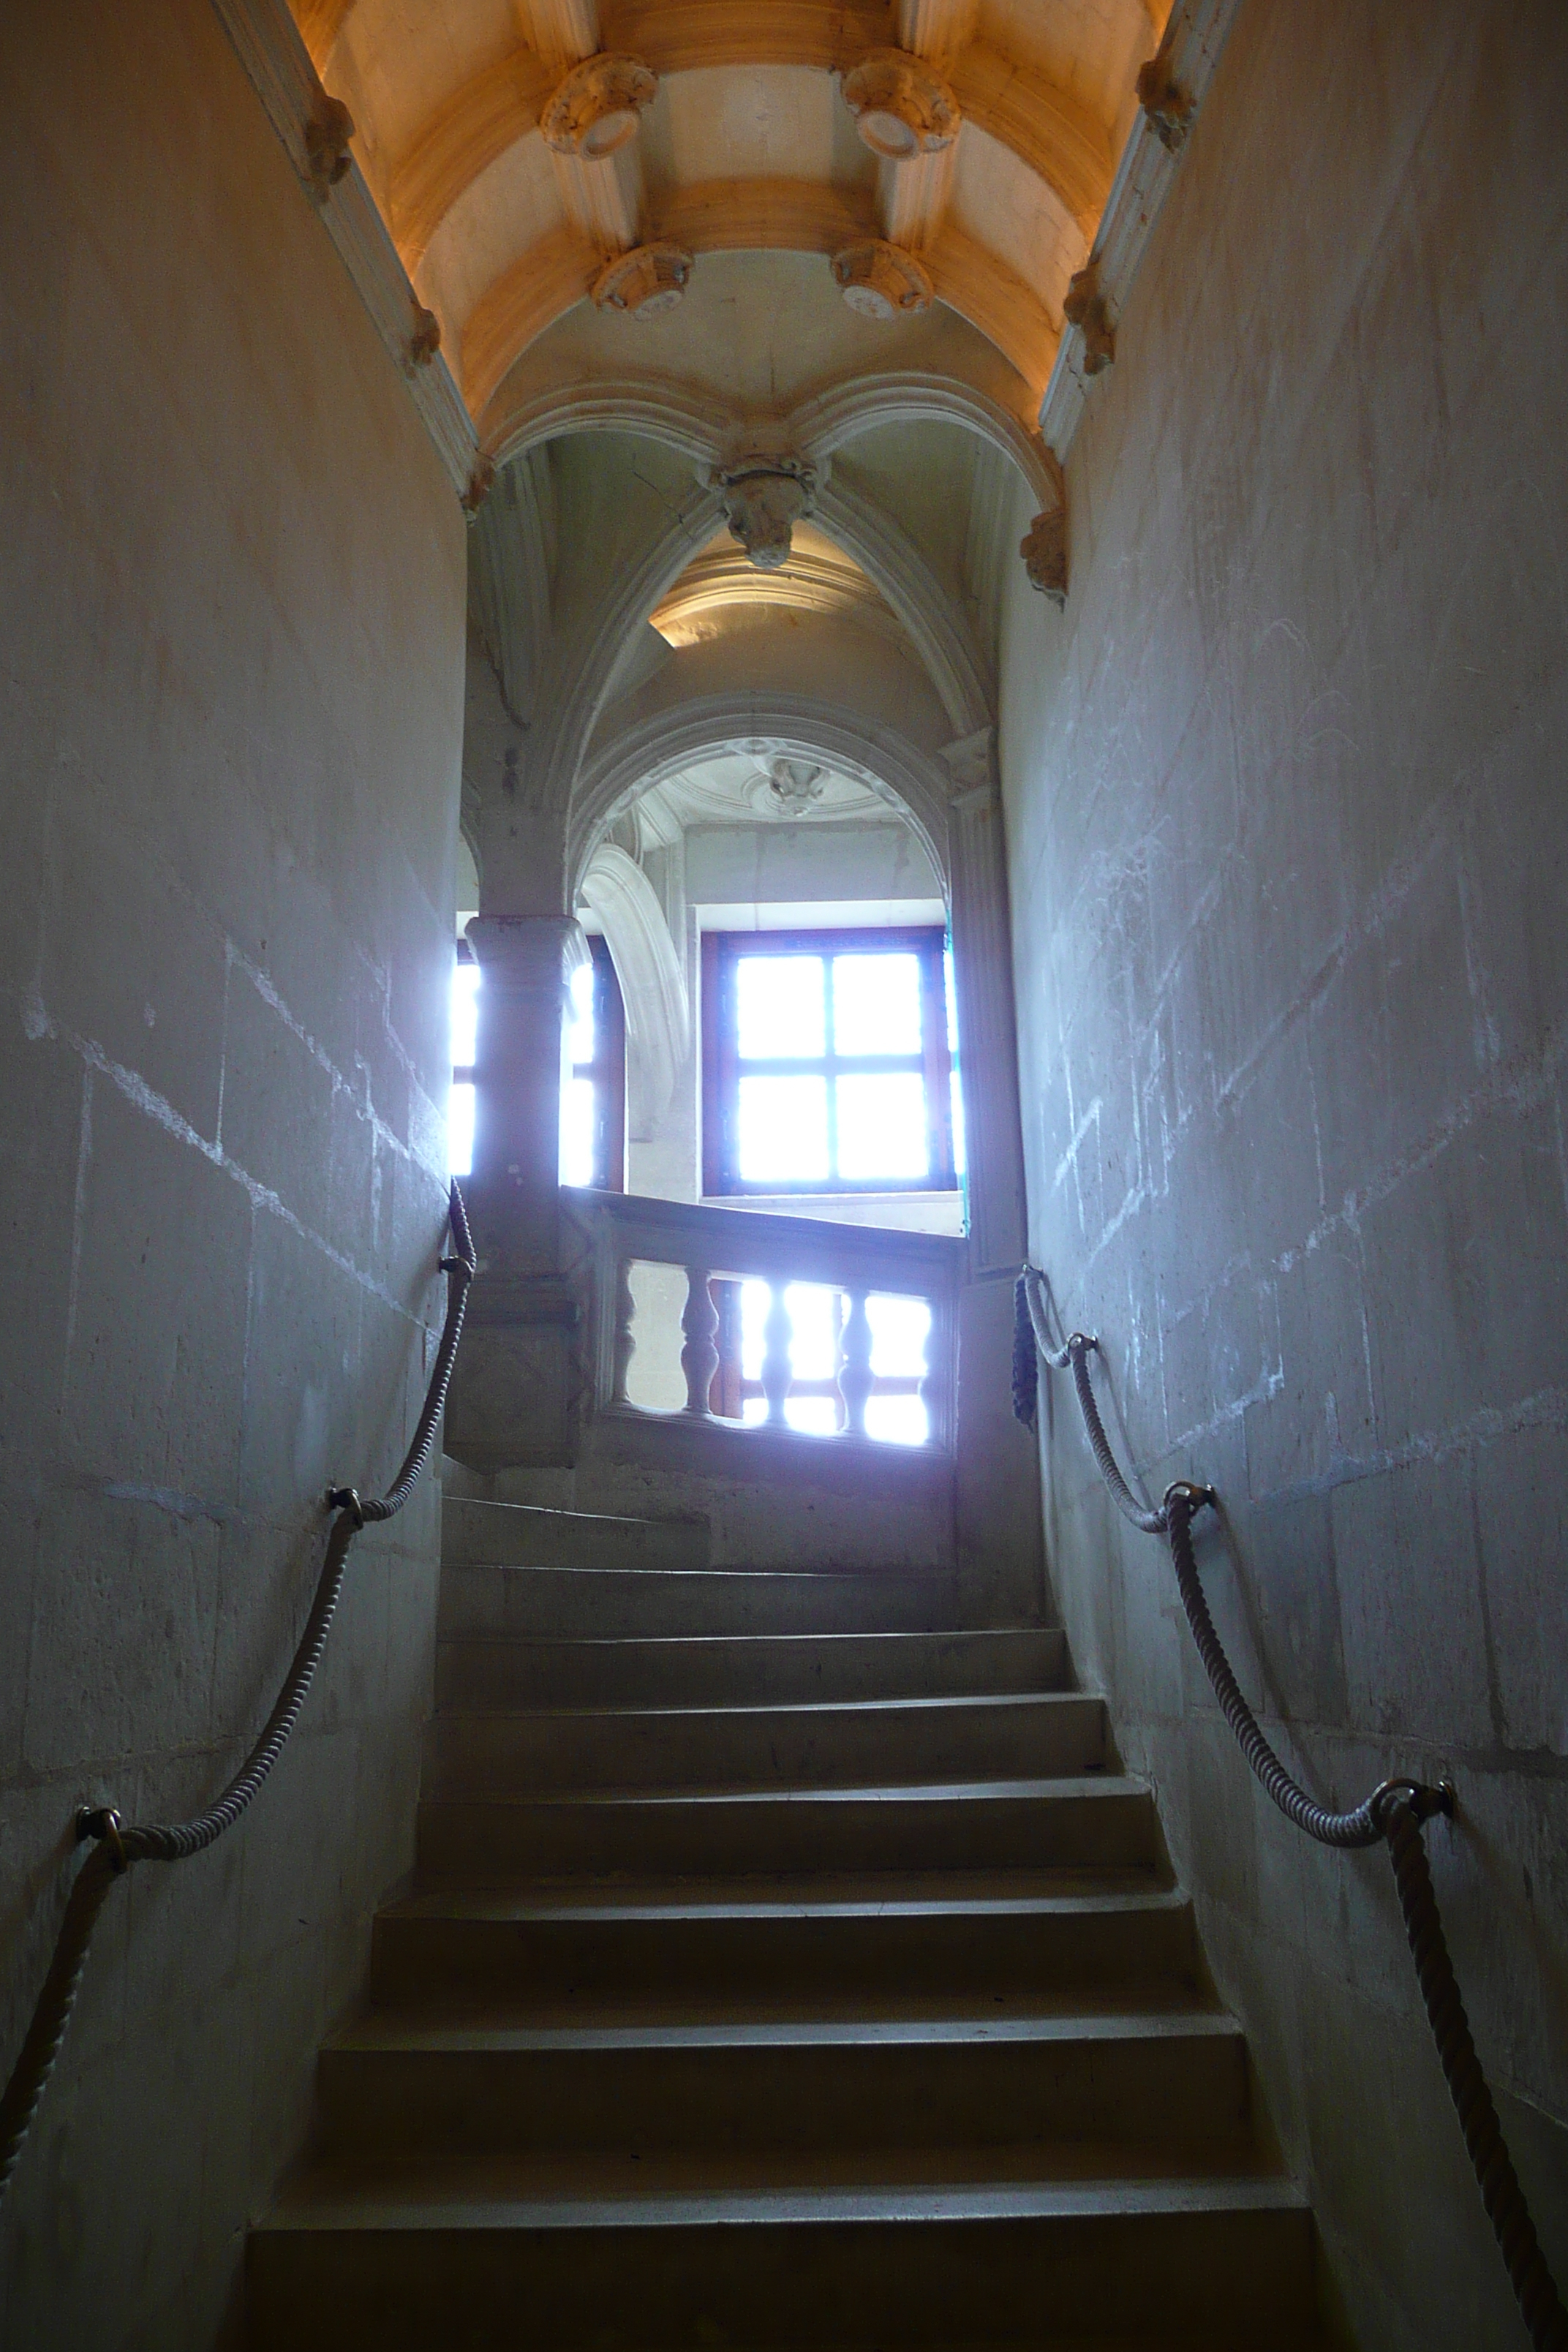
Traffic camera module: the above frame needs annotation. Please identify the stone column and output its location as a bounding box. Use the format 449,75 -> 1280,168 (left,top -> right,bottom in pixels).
464,913 -> 589,1273
445,913 -> 589,1471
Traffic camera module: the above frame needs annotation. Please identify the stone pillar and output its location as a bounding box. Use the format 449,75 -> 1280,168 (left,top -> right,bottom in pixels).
465,913 -> 589,1273
943,728 -> 1044,1622
445,913 -> 589,1471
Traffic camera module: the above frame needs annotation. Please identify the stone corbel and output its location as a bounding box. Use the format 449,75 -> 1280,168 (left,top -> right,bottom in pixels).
461,453 -> 497,519
831,241 -> 935,321
541,53 -> 658,158
841,49 -> 960,158
1019,507 -> 1067,607
302,92 -> 354,195
407,303 -> 442,369
1136,51 -> 1195,151
713,456 -> 818,571
1063,263 -> 1115,377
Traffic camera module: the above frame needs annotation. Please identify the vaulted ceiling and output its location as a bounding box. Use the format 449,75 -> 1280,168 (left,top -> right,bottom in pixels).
293,0 -> 1169,461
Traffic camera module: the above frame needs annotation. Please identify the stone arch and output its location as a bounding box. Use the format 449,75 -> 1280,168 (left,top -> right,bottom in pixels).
567,693 -> 955,907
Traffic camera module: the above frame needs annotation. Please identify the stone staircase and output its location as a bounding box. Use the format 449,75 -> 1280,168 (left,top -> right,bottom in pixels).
247,1492 -> 1323,2347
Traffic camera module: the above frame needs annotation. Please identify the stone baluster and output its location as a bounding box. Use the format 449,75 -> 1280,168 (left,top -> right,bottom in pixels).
610,1251 -> 636,1406
915,1301 -> 935,1444
760,1280 -> 794,1427
837,1287 -> 874,1438
680,1267 -> 719,1418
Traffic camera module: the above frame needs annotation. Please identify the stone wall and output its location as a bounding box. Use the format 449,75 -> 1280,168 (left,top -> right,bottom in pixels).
1000,2 -> 1568,2342
0,5 -> 465,2344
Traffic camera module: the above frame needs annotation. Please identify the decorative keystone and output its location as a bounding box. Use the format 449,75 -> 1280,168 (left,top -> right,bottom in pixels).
1019,508 -> 1067,606
303,94 -> 355,195
764,755 -> 826,815
592,242 -> 694,317
1136,53 -> 1194,151
1063,263 -> 1115,376
841,49 -> 960,159
831,239 -> 934,321
714,456 -> 818,571
541,53 -> 657,159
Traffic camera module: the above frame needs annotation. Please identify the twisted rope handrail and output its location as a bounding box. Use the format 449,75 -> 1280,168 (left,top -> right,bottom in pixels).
0,1183 -> 475,2209
1016,1262 -> 1568,2351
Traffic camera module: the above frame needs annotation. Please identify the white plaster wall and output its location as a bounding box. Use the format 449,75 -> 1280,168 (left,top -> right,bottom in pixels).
0,6 -> 466,2343
999,4 -> 1568,2342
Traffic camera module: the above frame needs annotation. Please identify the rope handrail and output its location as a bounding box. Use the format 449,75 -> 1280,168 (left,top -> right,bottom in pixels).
0,1182 -> 475,2209
1015,1262 -> 1568,2351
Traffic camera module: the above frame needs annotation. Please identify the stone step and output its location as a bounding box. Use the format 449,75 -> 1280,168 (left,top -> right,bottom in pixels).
437,1626 -> 1071,1711
369,1874 -> 1203,2010
423,1692 -> 1109,1796
315,2010 -> 1251,2166
415,1777 -> 1166,1884
437,1561 -> 963,1641
249,2170 -> 1313,2349
442,1494 -> 710,1573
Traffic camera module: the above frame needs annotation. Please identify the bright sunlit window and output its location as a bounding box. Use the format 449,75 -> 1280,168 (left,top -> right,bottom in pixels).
701,928 -> 960,1196
559,937 -> 627,1191
448,949 -> 480,1177
706,1278 -> 932,1444
447,936 -> 625,1187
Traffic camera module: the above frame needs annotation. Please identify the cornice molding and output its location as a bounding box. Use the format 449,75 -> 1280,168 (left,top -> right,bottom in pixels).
208,0 -> 478,500
1038,0 -> 1243,462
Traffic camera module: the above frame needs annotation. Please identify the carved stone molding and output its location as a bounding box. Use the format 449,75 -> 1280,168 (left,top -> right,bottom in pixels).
842,49 -> 960,158
1062,263 -> 1115,376
831,239 -> 934,321
591,241 -> 694,317
207,0 -> 476,497
1019,507 -> 1067,606
1039,0 -> 1244,461
714,457 -> 818,572
407,303 -> 442,367
541,52 -> 657,157
764,755 -> 828,815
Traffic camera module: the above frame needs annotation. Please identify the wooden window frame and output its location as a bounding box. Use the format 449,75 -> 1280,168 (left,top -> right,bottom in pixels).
701,924 -> 956,1197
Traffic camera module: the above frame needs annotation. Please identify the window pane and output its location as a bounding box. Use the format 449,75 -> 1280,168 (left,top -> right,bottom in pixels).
448,1079 -> 476,1177
566,958 -> 595,1070
832,952 -> 921,1057
865,1394 -> 929,1447
867,1293 -> 931,1379
559,1073 -> 597,1186
739,1278 -> 770,1380
451,960 -> 480,1068
738,1074 -> 829,1182
736,955 -> 825,1059
785,1282 -> 838,1381
783,1395 -> 840,1436
835,1073 -> 929,1181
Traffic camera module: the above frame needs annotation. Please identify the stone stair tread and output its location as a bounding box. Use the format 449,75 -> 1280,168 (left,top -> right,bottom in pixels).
263,2148 -> 1305,2229
385,1867 -> 1181,1918
434,1692 -> 1089,1725
423,1774 -> 1142,1808
328,2010 -> 1241,2054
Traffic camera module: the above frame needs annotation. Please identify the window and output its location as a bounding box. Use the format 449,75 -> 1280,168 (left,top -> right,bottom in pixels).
559,935 -> 626,1191
448,946 -> 479,1177
701,927 -> 958,1195
447,935 -> 625,1188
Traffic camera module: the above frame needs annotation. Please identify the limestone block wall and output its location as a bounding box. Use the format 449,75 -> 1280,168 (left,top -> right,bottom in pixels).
0,5 -> 465,2345
1000,2 -> 1568,2342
